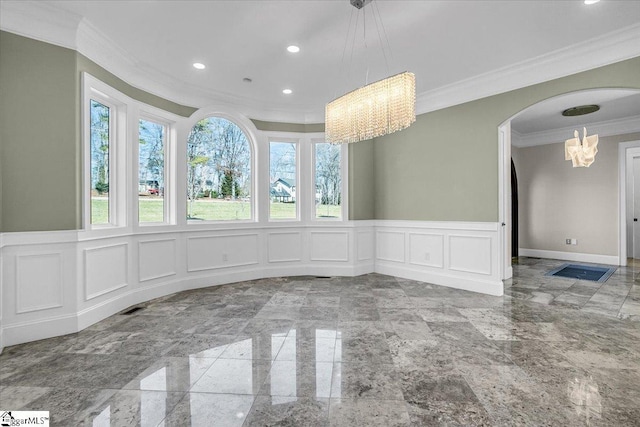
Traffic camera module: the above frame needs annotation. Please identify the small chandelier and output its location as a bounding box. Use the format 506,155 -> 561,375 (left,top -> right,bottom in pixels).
325,0 -> 416,144
562,105 -> 600,168
565,127 -> 598,167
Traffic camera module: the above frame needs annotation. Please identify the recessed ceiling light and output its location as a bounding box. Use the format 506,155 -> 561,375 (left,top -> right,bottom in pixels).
282,89 -> 293,95
193,62 -> 206,70
584,0 -> 600,4
287,45 -> 300,53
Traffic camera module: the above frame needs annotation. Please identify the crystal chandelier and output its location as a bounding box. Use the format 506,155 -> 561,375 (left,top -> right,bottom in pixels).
565,127 -> 598,167
325,0 -> 416,144
326,71 -> 416,144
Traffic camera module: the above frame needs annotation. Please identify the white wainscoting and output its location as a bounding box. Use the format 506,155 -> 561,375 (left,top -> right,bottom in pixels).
16,253 -> 64,313
310,231 -> 349,262
408,233 -> 444,268
138,238 -> 177,282
0,220 -> 504,351
375,221 -> 503,297
187,233 -> 260,272
84,243 -> 129,300
267,232 -> 302,263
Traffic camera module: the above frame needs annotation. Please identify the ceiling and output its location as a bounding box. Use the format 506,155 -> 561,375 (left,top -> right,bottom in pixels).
2,0 -> 640,124
512,89 -> 640,133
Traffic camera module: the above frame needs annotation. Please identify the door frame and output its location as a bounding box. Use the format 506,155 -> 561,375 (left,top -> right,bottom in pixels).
498,121 -> 512,280
619,141 -> 640,265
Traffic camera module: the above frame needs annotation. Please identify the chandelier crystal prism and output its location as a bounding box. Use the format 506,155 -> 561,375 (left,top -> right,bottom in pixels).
326,71 -> 416,144
325,0 -> 416,144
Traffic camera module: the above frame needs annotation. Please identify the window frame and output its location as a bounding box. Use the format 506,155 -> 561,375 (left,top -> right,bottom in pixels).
268,138 -> 300,222
137,112 -> 174,226
185,114 -> 257,224
83,73 -> 180,232
83,75 -> 127,230
311,139 -> 348,222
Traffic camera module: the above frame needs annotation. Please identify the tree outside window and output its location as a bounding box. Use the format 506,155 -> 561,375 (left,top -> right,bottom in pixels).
187,117 -> 251,221
90,99 -> 110,224
139,119 -> 165,223
315,143 -> 342,219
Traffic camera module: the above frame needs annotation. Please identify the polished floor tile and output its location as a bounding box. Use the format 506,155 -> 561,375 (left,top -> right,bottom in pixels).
1,260 -> 639,426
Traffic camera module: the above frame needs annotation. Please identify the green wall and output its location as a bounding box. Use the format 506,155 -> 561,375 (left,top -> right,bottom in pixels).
2,29 -> 638,230
0,31 -> 196,232
373,56 -> 640,221
349,140 -> 375,220
251,119 -> 324,133
77,54 -> 197,118
0,31 -> 79,231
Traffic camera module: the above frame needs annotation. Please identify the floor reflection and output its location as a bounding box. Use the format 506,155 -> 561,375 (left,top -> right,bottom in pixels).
3,270 -> 638,426
568,376 -> 602,425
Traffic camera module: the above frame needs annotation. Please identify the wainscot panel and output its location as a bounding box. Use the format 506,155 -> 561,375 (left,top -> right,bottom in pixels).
267,232 -> 303,263
138,238 -> 178,282
0,220 -> 504,351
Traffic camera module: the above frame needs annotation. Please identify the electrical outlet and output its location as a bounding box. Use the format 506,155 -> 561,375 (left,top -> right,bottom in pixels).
425,253 -> 430,261
571,239 -> 577,245
222,253 -> 228,262
566,239 -> 571,245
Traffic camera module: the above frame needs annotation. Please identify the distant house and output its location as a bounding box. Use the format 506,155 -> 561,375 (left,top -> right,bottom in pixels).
270,178 -> 295,202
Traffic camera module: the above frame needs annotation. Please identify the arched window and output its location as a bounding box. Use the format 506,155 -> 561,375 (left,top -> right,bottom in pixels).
187,117 -> 252,221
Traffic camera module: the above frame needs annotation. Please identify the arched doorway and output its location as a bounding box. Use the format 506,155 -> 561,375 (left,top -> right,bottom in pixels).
499,88 -> 640,279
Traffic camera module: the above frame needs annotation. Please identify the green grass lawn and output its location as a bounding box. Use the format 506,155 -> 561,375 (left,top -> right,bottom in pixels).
188,199 -> 251,221
91,197 -> 341,224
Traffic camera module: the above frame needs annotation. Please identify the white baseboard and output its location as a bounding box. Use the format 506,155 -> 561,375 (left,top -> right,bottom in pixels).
376,263 -> 504,296
519,248 -> 620,266
2,313 -> 78,348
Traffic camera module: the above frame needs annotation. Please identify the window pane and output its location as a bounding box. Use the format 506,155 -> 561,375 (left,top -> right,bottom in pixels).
187,117 -> 251,221
315,143 -> 342,219
270,142 -> 297,219
139,119 -> 165,223
90,99 -> 110,224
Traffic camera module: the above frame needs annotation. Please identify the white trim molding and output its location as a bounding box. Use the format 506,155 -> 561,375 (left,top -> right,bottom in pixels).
375,220 -> 504,297
512,115 -> 640,148
519,248 -> 619,266
416,24 -> 640,116
0,220 -> 506,351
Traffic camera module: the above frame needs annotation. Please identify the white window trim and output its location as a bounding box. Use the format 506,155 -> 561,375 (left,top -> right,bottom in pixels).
82,73 -> 180,234
184,110 -> 258,225
311,139 -> 348,222
268,137 -> 300,222
83,75 -> 127,230
137,111 -> 176,227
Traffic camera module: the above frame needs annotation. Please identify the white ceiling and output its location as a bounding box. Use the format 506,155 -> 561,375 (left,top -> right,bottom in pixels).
2,0 -> 640,124
512,89 -> 640,134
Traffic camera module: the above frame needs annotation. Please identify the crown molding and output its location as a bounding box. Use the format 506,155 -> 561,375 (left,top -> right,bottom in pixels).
74,19 -> 325,123
2,1 -> 639,124
416,23 -> 640,115
0,0 -> 81,50
512,115 -> 640,148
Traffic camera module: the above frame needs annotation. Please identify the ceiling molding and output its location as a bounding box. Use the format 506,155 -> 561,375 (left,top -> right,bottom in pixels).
512,115 -> 640,148
0,0 -> 80,50
2,2 -> 639,124
416,23 -> 640,115
74,18 -> 324,123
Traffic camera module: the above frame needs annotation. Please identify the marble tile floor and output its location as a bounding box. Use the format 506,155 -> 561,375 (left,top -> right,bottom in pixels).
0,258 -> 638,426
507,257 -> 640,320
